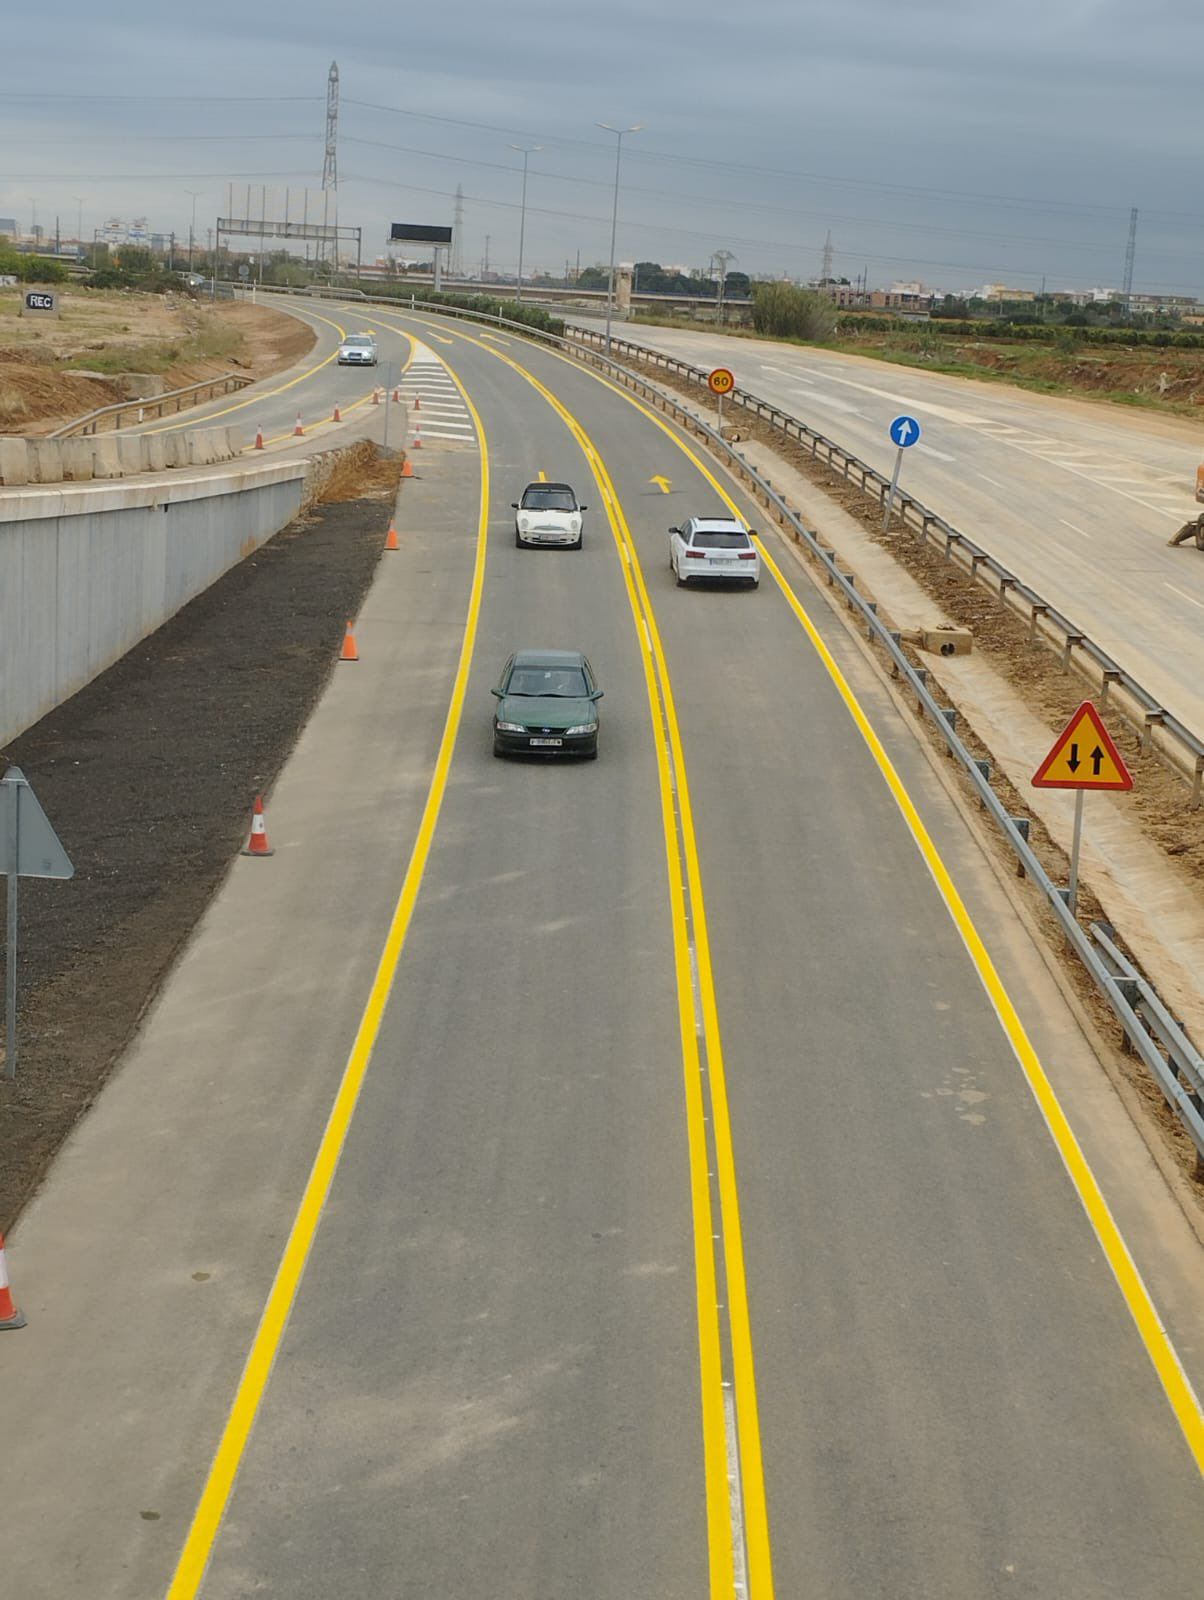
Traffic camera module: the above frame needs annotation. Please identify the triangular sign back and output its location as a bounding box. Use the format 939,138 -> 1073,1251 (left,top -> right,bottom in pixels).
1031,700 -> 1133,791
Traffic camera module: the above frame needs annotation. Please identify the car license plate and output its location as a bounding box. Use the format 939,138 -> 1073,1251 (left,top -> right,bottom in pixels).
530,737 -> 562,747
713,559 -> 739,569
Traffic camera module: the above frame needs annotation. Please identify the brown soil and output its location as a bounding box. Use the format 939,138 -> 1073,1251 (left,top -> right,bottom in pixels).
0,449 -> 403,1232
0,294 -> 316,434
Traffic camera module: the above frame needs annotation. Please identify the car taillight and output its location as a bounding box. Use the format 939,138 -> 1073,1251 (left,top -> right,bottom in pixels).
686,551 -> 707,559
738,551 -> 757,560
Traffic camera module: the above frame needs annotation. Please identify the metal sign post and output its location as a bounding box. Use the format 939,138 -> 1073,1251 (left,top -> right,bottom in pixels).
382,363 -> 393,451
708,367 -> 734,435
1031,699 -> 1133,920
883,414 -> 921,531
1,767 -> 74,1081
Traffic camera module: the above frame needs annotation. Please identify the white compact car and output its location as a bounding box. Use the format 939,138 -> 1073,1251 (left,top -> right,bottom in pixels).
669,516 -> 760,587
337,333 -> 378,366
511,482 -> 587,549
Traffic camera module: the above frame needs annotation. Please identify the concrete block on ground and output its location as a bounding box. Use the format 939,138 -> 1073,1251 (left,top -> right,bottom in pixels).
27,441 -> 64,484
60,439 -> 95,482
185,431 -> 214,466
116,436 -> 148,476
144,434 -> 168,472
0,437 -> 30,485
88,438 -> 123,480
164,434 -> 192,469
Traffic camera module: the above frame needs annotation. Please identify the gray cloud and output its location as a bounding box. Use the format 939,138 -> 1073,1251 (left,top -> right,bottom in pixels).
3,0 -> 1201,294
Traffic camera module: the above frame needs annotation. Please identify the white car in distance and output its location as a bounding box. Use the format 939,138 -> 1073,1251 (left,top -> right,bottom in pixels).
669,516 -> 760,588
337,333 -> 378,366
512,482 -> 587,549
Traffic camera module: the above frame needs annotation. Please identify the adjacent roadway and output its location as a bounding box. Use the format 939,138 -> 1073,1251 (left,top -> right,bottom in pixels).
566,317 -> 1204,740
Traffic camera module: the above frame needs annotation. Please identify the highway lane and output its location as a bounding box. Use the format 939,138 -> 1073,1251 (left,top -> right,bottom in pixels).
174,313 -> 1204,1598
568,318 -> 1204,740
121,297 -> 416,451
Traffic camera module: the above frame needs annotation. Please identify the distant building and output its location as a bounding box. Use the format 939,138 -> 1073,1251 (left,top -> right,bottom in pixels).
1126,291 -> 1198,315
0,218 -> 17,239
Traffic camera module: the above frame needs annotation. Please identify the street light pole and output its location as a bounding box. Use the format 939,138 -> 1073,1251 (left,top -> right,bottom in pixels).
185,190 -> 201,272
597,122 -> 640,354
510,144 -> 540,303
74,197 -> 84,259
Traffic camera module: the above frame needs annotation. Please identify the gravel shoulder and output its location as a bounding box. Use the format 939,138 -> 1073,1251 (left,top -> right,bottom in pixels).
0,462 -> 399,1230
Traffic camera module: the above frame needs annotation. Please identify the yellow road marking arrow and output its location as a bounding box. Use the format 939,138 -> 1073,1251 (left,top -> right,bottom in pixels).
650,475 -> 672,494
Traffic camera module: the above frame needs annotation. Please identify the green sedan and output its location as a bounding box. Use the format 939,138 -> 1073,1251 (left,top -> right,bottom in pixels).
491,649 -> 603,759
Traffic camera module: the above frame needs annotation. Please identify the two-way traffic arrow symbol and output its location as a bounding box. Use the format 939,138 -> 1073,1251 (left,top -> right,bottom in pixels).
1091,746 -> 1105,775
1067,743 -> 1080,772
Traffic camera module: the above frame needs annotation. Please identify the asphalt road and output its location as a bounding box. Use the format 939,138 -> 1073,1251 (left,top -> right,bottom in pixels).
122,295 -> 420,451
5,306 -> 1202,1600
568,317 -> 1204,739
192,314 -> 1204,1597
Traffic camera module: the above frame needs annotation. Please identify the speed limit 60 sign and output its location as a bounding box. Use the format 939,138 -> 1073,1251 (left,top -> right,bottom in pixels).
21,287 -> 58,318
708,367 -> 735,395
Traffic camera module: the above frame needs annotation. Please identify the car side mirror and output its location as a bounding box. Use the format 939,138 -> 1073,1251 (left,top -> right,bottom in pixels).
748,529 -> 759,538
491,687 -> 504,698
510,502 -> 519,509
669,526 -> 681,536
589,689 -> 604,701
579,505 -> 589,511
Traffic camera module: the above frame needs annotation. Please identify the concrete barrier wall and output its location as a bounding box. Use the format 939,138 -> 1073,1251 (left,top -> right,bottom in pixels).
0,427 -> 243,487
0,459 -> 310,746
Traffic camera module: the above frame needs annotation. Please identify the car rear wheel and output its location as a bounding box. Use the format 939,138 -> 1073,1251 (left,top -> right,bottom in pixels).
675,562 -> 687,587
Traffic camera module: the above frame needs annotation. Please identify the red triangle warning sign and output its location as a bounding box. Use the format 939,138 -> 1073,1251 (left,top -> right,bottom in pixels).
1032,700 -> 1133,791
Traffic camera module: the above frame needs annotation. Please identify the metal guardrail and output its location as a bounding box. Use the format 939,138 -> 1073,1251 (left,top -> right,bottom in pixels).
380,294 -> 1204,1177
50,372 -> 252,438
567,326 -> 1204,806
259,283 -> 1204,801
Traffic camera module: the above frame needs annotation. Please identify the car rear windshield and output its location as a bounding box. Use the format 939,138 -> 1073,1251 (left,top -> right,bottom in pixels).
507,667 -> 589,697
522,489 -> 576,511
344,337 -> 373,347
691,530 -> 750,549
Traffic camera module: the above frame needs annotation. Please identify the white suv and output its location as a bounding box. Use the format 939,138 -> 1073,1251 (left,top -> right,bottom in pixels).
669,517 -> 760,588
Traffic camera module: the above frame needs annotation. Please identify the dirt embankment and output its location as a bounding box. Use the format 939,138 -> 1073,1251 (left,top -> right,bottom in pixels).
0,293 -> 316,434
0,446 -> 403,1231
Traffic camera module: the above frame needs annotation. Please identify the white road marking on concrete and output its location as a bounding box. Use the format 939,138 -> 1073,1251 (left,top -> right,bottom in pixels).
978,473 -> 1005,489
916,442 -> 957,462
725,1387 -> 750,1600
1165,582 -> 1204,611
1059,518 -> 1091,540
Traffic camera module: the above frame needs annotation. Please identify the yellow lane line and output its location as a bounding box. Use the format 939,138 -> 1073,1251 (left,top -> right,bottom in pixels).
247,333 -> 414,452
143,307 -> 351,435
537,468 -> 547,482
551,354 -> 1204,1479
399,314 -> 769,1597
164,352 -> 490,1600
140,307 -> 413,438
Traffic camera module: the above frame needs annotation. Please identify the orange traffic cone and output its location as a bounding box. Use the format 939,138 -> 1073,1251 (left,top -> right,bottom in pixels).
372,387 -> 381,406
392,386 -> 401,403
241,794 -> 275,858
339,620 -> 360,662
254,426 -> 265,450
413,394 -> 421,411
412,419 -> 423,449
385,520 -> 400,551
293,413 -> 304,437
401,457 -> 414,479
332,403 -> 341,423
0,1235 -> 26,1331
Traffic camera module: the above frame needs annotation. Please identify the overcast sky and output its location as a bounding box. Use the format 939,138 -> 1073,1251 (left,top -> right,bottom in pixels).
5,0 -> 1203,295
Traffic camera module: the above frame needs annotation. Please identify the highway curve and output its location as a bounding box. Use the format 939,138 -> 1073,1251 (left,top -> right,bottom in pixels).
3,307 -> 1202,1600
173,315 -> 1204,1598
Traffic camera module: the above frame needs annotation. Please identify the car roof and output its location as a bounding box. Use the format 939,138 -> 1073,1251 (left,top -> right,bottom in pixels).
687,516 -> 747,531
510,648 -> 588,668
343,333 -> 374,342
522,480 -> 575,492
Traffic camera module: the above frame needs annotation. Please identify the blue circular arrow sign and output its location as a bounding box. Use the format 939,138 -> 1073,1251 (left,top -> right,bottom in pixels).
889,414 -> 921,448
